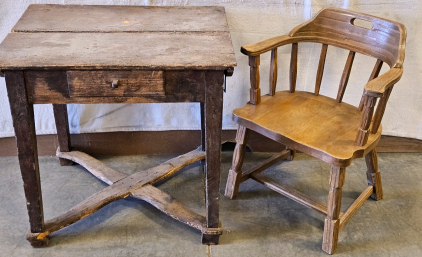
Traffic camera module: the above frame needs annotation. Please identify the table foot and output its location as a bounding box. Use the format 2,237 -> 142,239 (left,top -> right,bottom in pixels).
27,232 -> 50,247
201,233 -> 220,245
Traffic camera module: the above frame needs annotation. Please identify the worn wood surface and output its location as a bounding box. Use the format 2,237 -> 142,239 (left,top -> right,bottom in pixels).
30,148 -> 206,241
67,70 -> 165,97
52,104 -> 73,166
233,91 -> 381,167
55,149 -> 212,233
2,4 -> 233,248
0,32 -> 236,71
25,70 -> 206,104
202,71 -> 224,245
365,149 -> 383,200
13,5 -> 229,33
5,71 -> 47,246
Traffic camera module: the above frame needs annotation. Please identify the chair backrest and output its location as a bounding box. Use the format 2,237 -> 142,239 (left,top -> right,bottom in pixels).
289,7 -> 406,68
245,7 -> 406,146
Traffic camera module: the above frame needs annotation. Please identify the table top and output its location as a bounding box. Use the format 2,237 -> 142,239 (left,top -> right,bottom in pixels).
0,5 -> 236,71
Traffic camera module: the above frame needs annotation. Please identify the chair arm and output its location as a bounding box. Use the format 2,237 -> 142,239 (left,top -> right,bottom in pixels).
241,35 -> 298,56
364,67 -> 403,97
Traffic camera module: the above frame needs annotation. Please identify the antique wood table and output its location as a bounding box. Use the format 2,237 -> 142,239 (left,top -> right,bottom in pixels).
0,4 -> 236,247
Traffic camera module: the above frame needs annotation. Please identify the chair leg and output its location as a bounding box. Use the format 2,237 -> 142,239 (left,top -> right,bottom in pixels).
365,149 -> 383,200
286,146 -> 296,161
224,125 -> 249,199
322,165 -> 346,254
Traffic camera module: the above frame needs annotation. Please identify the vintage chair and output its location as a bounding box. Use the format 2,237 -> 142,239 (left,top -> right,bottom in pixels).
224,7 -> 406,254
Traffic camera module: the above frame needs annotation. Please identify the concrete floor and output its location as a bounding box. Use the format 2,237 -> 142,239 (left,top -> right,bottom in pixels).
0,151 -> 422,257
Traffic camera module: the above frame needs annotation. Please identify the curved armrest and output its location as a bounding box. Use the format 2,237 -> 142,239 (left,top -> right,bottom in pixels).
364,67 -> 403,97
241,35 -> 298,56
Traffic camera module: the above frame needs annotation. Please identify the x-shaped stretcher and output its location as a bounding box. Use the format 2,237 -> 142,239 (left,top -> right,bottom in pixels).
27,147 -> 221,246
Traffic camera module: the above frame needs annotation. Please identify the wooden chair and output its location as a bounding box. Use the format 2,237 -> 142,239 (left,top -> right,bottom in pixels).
224,7 -> 406,254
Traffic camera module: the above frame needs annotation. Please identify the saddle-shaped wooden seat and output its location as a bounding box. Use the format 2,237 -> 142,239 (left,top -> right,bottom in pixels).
233,91 -> 382,167
225,7 -> 406,254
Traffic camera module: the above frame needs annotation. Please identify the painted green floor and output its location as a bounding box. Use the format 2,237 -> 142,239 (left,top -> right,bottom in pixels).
1,152 -> 421,256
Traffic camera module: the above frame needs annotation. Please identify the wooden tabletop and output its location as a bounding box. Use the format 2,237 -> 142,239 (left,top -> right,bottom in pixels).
0,5 -> 236,70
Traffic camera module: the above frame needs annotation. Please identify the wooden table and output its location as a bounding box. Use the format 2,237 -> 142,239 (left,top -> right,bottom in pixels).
0,4 -> 236,247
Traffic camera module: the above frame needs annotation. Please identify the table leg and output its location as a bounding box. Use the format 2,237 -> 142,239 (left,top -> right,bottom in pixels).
200,102 -> 206,168
53,104 -> 73,166
201,71 -> 224,245
5,71 -> 49,247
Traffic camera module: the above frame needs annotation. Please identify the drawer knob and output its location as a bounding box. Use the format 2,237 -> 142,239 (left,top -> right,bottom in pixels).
111,79 -> 119,88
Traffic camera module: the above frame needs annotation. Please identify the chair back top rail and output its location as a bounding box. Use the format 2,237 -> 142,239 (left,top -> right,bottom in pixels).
289,7 -> 406,68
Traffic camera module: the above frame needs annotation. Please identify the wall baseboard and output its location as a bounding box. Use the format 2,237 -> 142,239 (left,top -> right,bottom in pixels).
0,130 -> 421,157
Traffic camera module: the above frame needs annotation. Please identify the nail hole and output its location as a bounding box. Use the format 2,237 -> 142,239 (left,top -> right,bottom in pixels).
351,18 -> 373,30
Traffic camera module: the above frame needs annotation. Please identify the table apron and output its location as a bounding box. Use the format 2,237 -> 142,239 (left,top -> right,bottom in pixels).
23,70 -> 213,104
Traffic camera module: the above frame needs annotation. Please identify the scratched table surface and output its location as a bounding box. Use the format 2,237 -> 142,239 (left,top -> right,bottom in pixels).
0,4 -> 236,70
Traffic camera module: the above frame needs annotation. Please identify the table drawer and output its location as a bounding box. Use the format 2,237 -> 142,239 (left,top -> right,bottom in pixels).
67,70 -> 165,97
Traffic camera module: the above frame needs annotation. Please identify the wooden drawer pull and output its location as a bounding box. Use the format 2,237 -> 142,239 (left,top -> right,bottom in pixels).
111,79 -> 119,88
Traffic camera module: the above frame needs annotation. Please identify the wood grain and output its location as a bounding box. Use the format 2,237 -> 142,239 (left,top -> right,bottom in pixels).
240,149 -> 291,183
24,70 -> 206,104
233,91 -> 381,166
32,148 -> 205,241
13,5 -> 229,33
52,104 -> 73,166
289,43 -> 298,93
5,71 -> 47,246
0,32 -> 236,71
365,149 -> 383,200
225,126 -> 249,199
339,186 -> 373,230
359,59 -> 383,110
355,96 -> 377,146
336,51 -> 355,103
67,70 -> 165,97
252,173 -> 330,215
314,44 -> 328,96
57,149 -> 211,233
322,165 -> 346,254
202,71 -> 224,245
249,56 -> 261,104
269,48 -> 278,96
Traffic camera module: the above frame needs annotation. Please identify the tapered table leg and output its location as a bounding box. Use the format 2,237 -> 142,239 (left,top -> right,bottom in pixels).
201,71 -> 224,245
5,71 -> 49,247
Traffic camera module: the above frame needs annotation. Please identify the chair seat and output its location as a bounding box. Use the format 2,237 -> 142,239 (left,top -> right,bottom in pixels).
233,90 -> 382,166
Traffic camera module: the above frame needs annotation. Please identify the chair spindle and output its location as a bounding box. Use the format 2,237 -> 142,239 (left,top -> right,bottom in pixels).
269,48 -> 278,96
289,43 -> 298,93
249,55 -> 261,104
371,85 -> 394,133
359,59 -> 384,111
336,51 -> 356,103
315,44 -> 328,96
355,95 -> 377,146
